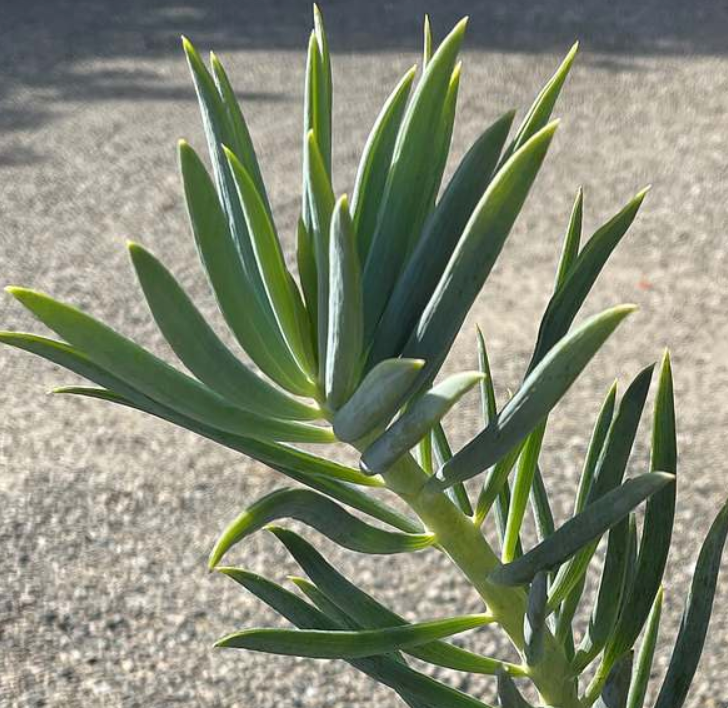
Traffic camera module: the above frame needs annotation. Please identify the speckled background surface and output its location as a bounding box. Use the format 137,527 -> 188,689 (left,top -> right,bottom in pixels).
1,1 -> 727,706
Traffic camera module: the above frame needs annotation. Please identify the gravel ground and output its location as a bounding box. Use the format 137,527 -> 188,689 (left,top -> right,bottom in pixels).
1,1 -> 727,706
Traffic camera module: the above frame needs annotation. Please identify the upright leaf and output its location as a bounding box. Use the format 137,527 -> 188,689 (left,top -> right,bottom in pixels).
325,196 -> 363,409
626,588 -> 663,708
594,653 -> 633,708
555,187 -> 583,289
524,571 -> 548,666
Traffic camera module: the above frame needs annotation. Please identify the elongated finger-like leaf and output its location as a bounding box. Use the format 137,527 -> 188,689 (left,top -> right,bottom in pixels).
369,112 -> 514,365
325,196 -> 363,409
422,14 -> 433,68
489,473 -> 675,586
296,217 -> 319,337
305,6 -> 332,176
351,66 -> 416,262
500,42 -> 578,165
524,571 -> 548,666
554,187 -> 583,289
209,52 -> 271,217
218,567 -> 494,708
333,358 -> 425,442
404,122 -> 558,391
497,670 -> 533,708
362,18 -> 468,337
208,487 -> 435,567
178,140 -> 314,395
270,527 -> 523,677
224,147 -> 315,374
653,500 -> 728,708
304,130 -> 336,375
128,242 -> 318,421
215,613 -> 492,658
626,587 -> 663,708
528,189 -> 648,372
503,423 -> 546,563
438,305 -> 635,489
475,443 -> 523,529
182,42 -> 313,394
604,352 -> 677,666
289,576 -> 364,631
594,653 -> 633,708
362,372 -> 483,475
7,289 -> 330,444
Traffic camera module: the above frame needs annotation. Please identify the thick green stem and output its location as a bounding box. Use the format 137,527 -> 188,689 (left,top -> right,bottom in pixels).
382,454 -> 580,708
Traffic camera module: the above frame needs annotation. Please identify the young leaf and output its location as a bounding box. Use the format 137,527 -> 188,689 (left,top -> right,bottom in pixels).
128,242 -> 318,421
215,613 -> 492,658
604,352 -> 677,666
369,112 -> 514,365
500,42 -> 578,165
489,473 -> 675,586
224,148 -> 315,374
362,18 -> 468,337
438,305 -> 636,489
422,14 -> 433,68
626,587 -> 663,708
6,288 -> 330,444
178,140 -> 314,395
555,187 -> 583,289
208,487 -> 435,568
351,66 -> 417,262
653,500 -> 728,708
325,196 -> 363,409
333,358 -> 425,443
403,122 -> 559,390
361,371 -> 483,475
528,188 -> 649,372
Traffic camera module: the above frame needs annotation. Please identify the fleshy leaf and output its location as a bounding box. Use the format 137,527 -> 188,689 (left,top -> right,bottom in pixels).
625,587 -> 663,708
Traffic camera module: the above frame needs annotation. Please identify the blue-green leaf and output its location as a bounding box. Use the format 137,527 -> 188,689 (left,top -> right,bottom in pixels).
208,487 -> 435,567
626,587 -> 663,708
594,652 -> 633,708
524,571 -> 548,666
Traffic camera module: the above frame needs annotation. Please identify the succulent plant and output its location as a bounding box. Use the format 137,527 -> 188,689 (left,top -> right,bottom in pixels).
2,6 -> 726,708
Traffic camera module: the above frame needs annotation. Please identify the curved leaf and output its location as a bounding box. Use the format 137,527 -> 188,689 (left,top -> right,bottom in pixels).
362,371 -> 483,475
208,487 -> 435,567
438,305 -> 636,489
489,473 -> 675,586
6,289 -> 330,444
128,242 -> 319,421
333,358 -> 425,443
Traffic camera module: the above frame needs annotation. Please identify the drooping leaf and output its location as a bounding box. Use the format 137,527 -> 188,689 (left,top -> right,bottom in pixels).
653,500 -> 728,708
6,289 -> 330,444
362,18 -> 468,338
625,587 -> 663,708
333,358 -> 425,443
368,112 -> 514,365
351,66 -> 417,262
489,473 -> 675,586
128,242 -> 318,422
325,196 -> 363,409
438,305 -> 636,489
270,527 -> 523,677
604,352 -> 677,667
403,122 -> 559,390
362,372 -> 483,475
178,140 -> 313,395
215,613 -> 492,658
208,487 -> 435,568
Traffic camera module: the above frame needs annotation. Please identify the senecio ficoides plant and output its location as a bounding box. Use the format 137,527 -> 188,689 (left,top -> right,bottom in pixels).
2,6 -> 727,708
